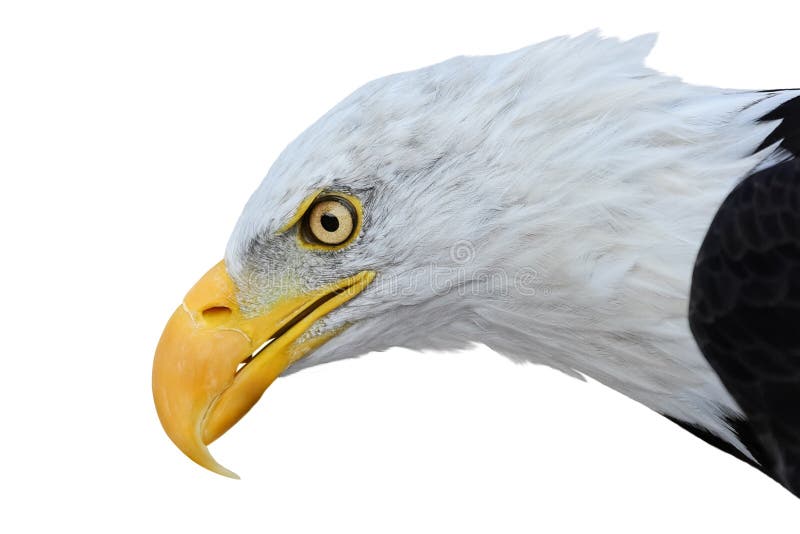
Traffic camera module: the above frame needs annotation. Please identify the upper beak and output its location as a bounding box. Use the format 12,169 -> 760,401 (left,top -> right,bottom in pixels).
152,261 -> 375,478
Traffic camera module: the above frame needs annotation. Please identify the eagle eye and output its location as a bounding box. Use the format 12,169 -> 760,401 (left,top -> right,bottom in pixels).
302,195 -> 357,247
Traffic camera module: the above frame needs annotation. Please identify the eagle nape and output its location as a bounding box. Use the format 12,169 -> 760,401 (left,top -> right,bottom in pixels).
152,32 -> 800,499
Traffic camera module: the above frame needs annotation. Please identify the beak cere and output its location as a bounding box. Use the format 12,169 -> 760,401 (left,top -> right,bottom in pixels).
152,261 -> 375,477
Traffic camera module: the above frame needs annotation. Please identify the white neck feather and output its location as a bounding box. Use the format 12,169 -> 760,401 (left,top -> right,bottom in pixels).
236,33 -> 799,454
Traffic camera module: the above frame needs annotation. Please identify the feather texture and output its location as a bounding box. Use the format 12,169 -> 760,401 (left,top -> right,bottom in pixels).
690,158 -> 800,494
225,32 -> 799,457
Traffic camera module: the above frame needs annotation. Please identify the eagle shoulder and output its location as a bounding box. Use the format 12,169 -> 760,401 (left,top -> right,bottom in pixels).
689,153 -> 800,495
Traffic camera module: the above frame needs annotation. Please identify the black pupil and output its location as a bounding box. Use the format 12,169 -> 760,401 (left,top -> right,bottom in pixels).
321,213 -> 339,232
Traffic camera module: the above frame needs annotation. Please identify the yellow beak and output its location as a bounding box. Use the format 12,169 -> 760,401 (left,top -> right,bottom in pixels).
152,261 -> 375,478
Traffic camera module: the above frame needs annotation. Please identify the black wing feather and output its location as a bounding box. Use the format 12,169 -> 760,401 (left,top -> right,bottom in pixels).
689,156 -> 800,495
758,94 -> 800,156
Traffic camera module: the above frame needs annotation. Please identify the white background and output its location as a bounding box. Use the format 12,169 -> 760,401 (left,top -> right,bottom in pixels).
2,1 -> 799,532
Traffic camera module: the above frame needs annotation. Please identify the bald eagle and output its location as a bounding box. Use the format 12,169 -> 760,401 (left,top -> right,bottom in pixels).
152,32 -> 800,497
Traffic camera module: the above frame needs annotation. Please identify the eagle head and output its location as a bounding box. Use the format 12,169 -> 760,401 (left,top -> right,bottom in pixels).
153,33 -> 771,477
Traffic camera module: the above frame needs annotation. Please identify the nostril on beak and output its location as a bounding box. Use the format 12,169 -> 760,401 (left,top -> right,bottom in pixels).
201,306 -> 233,325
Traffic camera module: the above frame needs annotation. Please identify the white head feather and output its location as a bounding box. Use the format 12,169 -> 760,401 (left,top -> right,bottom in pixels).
225,31 -> 798,454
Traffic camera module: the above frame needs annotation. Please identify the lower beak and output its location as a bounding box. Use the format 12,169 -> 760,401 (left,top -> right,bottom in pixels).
152,261 -> 375,478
